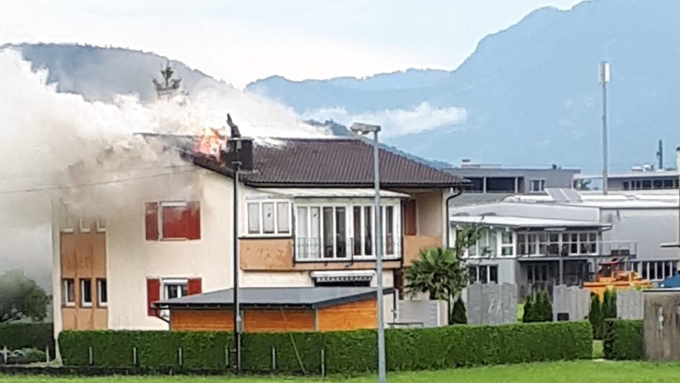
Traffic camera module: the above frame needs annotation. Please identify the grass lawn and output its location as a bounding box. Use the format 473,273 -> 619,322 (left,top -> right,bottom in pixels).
593,340 -> 604,359
1,361 -> 680,383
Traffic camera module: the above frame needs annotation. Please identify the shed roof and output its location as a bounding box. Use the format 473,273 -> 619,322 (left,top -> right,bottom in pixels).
155,287 -> 393,309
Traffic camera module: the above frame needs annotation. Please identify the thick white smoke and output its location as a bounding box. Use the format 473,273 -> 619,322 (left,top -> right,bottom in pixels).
0,49 -> 329,288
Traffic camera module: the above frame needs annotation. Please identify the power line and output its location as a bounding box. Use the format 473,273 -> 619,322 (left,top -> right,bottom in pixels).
0,168 -> 198,195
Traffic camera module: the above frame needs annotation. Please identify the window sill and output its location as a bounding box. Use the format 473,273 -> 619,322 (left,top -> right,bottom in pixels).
295,256 -> 401,263
81,303 -> 93,308
241,234 -> 293,240
63,303 -> 76,308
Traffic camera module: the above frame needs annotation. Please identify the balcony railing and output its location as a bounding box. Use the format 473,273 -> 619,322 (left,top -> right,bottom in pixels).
514,240 -> 638,258
295,237 -> 400,262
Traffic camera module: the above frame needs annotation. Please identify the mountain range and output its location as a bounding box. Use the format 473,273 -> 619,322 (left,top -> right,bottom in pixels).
6,0 -> 680,173
247,0 -> 680,173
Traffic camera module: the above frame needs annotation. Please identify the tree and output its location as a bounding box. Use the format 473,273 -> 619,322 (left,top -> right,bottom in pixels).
523,290 -> 553,322
0,270 -> 50,323
603,289 -> 617,320
453,225 -> 486,257
451,296 -> 467,324
589,294 -> 604,339
522,296 -> 534,323
405,247 -> 468,301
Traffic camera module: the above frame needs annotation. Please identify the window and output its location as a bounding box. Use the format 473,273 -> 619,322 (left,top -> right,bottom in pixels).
468,265 -> 498,284
96,217 -> 106,233
163,279 -> 188,300
63,279 -> 75,307
97,279 -> 108,307
467,228 -> 497,257
500,231 -> 514,256
517,231 -> 599,256
297,203 -> 398,261
79,217 -> 93,233
80,279 -> 92,308
529,179 -> 546,193
145,201 -> 200,241
246,200 -> 290,236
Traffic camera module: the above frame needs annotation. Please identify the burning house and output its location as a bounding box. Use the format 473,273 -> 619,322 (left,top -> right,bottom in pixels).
51,122 -> 465,337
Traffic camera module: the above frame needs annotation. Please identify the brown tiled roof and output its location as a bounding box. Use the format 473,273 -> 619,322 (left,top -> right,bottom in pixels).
194,138 -> 465,189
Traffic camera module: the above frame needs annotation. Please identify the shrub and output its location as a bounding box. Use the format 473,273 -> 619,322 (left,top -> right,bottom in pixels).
60,322 -> 593,374
451,296 -> 467,324
523,290 -> 552,323
0,323 -> 54,355
603,319 -> 644,360
589,294 -> 604,339
603,289 -> 617,320
4,348 -> 47,365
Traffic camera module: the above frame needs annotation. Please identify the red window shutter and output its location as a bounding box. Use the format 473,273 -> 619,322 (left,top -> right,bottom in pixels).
146,278 -> 160,316
186,202 -> 201,240
145,203 -> 159,241
187,278 -> 202,295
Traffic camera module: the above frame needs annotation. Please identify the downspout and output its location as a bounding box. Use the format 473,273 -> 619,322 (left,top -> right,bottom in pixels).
445,187 -> 464,249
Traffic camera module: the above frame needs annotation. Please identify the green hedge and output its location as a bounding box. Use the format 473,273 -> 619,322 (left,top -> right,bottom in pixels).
0,323 -> 54,354
603,319 -> 644,360
60,321 -> 592,375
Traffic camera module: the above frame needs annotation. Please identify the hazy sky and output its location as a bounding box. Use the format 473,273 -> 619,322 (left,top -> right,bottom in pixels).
1,0 -> 584,88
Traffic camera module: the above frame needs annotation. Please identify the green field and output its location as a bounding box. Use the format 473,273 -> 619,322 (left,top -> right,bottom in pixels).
1,361 -> 680,383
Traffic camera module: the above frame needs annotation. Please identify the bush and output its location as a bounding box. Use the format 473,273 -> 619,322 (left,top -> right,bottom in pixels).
603,319 -> 644,360
451,297 -> 467,324
523,290 -> 552,323
0,323 -> 54,355
60,322 -> 593,374
589,294 -> 604,339
603,289 -> 617,320
3,348 -> 47,365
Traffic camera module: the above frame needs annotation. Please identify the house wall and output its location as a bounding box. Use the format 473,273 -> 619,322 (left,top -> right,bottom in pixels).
106,170 -> 234,330
414,190 -> 444,237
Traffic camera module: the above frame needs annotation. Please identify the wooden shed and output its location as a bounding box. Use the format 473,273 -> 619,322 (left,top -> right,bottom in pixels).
154,287 -> 393,333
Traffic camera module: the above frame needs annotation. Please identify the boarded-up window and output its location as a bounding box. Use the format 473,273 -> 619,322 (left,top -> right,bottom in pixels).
146,202 -> 200,241
146,278 -> 160,316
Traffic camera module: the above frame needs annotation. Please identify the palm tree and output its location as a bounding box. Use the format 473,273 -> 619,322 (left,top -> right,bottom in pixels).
405,247 -> 468,301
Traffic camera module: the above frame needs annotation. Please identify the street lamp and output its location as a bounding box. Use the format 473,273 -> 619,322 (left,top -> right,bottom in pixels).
600,61 -> 611,195
350,123 -> 386,383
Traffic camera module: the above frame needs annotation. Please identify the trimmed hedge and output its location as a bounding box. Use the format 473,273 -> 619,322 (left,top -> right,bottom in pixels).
0,323 -> 54,354
603,319 -> 644,360
60,321 -> 592,375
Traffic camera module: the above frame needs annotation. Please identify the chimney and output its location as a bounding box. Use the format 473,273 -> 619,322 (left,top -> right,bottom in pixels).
221,138 -> 254,171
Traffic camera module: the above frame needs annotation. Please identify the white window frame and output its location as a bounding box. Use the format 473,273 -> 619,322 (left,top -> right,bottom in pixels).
162,278 -> 188,300
80,279 -> 92,308
295,202 -> 400,261
96,217 -> 107,233
529,179 -> 546,193
97,279 -> 108,307
61,206 -> 76,234
499,230 -> 515,257
245,200 -> 292,237
468,264 -> 499,284
79,217 -> 92,233
516,230 -> 599,256
466,228 -> 498,258
63,279 -> 75,307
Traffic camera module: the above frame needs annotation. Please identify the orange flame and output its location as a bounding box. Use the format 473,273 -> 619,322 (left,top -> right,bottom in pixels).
194,127 -> 226,159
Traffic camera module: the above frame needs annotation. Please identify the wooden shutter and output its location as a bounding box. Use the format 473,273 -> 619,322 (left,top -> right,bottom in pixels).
404,200 -> 417,236
187,278 -> 202,295
145,203 -> 159,241
146,278 -> 160,317
185,202 -> 201,240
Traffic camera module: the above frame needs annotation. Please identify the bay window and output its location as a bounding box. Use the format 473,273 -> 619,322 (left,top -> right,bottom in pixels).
516,231 -> 599,256
296,203 -> 398,261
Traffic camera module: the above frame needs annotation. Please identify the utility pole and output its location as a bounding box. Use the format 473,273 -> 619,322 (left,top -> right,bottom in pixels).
600,61 -> 610,195
229,115 -> 243,374
657,139 -> 664,170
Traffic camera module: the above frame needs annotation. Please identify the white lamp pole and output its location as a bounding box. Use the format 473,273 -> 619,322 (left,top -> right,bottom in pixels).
600,61 -> 611,195
350,123 -> 386,383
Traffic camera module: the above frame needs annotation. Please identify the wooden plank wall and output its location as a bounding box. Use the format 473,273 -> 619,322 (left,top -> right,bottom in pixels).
171,309 -> 314,332
317,299 -> 378,331
60,228 -> 108,331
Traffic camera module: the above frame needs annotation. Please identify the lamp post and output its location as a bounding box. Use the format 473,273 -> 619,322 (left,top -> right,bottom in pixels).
350,123 -> 385,383
600,61 -> 611,195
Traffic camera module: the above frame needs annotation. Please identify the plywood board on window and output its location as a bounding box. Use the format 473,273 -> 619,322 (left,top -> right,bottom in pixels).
403,235 -> 442,266
61,232 -> 106,279
240,238 -> 294,270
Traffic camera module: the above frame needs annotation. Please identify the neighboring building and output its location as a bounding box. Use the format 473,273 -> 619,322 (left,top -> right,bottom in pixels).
575,167 -> 679,191
445,160 -> 579,206
51,136 -> 465,337
449,189 -> 680,297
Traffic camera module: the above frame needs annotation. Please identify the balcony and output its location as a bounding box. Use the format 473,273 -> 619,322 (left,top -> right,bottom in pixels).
294,237 -> 400,263
517,240 -> 638,259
